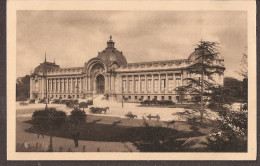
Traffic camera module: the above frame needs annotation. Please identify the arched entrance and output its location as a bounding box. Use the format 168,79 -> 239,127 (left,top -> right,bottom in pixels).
96,74 -> 105,94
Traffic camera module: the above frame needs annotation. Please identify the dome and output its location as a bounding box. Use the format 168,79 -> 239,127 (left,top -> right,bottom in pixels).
97,36 -> 127,68
188,48 -> 215,63
34,57 -> 60,73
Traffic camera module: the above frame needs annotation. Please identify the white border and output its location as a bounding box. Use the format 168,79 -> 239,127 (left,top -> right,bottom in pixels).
7,0 -> 256,160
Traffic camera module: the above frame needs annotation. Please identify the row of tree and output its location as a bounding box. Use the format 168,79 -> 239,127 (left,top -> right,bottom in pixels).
32,107 -> 87,151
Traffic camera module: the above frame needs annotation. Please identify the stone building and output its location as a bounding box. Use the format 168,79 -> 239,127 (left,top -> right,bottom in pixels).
29,36 -> 225,102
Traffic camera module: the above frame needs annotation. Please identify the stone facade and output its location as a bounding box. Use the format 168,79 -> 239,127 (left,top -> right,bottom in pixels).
30,36 -> 225,102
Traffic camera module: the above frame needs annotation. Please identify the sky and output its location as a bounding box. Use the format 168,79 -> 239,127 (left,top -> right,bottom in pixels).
16,10 -> 247,80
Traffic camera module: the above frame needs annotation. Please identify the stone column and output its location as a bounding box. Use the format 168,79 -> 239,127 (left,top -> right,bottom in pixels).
138,75 -> 141,92
151,74 -> 154,93
166,74 -> 168,92
71,78 -> 73,93
145,74 -> 147,92
159,74 -> 161,92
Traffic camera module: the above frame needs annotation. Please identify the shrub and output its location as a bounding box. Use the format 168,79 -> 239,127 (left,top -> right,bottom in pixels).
125,111 -> 137,118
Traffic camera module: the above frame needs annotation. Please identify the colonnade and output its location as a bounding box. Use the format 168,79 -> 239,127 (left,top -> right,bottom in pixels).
47,77 -> 84,94
120,72 -> 184,94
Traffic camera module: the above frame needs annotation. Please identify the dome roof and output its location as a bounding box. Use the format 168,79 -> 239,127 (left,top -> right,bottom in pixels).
34,57 -> 60,73
188,48 -> 214,63
97,36 -> 127,68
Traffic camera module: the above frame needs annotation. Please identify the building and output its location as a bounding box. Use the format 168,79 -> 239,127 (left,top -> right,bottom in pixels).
29,36 -> 225,102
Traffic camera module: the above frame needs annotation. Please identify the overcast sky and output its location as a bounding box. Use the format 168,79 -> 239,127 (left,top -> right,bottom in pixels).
17,10 -> 247,80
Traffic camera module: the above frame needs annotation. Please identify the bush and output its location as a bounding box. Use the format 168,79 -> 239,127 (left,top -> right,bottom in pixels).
125,111 -> 137,118
29,99 -> 35,104
79,102 -> 88,110
38,99 -> 46,103
141,100 -> 151,105
86,100 -> 93,105
51,99 -> 61,104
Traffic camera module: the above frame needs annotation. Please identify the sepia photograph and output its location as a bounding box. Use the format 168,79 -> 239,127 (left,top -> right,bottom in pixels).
6,0 -> 256,160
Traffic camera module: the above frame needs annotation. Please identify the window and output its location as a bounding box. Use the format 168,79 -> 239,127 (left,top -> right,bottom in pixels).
135,80 -> 139,91
141,96 -> 144,100
56,95 -> 58,98
129,80 -> 133,91
147,79 -> 152,91
57,82 -> 59,92
73,95 -> 75,98
168,96 -> 172,100
68,81 -> 70,92
64,95 -> 66,98
123,80 -> 126,90
35,80 -> 39,90
128,96 -> 131,99
60,82 -> 63,92
168,78 -> 174,91
176,78 -> 181,87
154,96 -> 157,100
64,81 -> 66,92
135,96 -> 138,99
154,79 -> 159,91
148,96 -> 150,100
77,95 -> 79,98
141,80 -> 145,91
161,79 -> 166,91
161,96 -> 164,100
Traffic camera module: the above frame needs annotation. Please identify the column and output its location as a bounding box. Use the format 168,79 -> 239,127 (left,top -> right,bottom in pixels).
138,75 -> 141,92
126,75 -> 128,92
159,73 -> 161,92
166,74 -> 168,92
145,74 -> 147,92
66,78 -> 69,93
71,77 -> 73,93
151,74 -> 154,93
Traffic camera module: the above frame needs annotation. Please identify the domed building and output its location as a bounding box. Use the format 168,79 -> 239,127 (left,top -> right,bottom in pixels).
30,36 -> 225,102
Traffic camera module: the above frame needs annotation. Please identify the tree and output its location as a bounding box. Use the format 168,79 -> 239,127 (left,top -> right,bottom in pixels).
206,86 -> 247,152
237,52 -> 248,78
68,108 -> 87,147
176,40 -> 222,118
32,108 -> 67,152
16,75 -> 30,101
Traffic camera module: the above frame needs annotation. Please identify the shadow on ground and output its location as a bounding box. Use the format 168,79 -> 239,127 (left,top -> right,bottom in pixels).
24,117 -> 208,152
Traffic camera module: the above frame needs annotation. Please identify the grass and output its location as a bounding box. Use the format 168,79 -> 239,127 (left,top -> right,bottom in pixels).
24,114 -> 211,152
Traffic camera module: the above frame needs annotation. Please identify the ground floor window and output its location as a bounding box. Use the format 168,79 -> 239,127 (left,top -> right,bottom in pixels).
64,95 -> 66,98
135,96 -> 137,99
128,96 -> 131,99
168,96 -> 172,100
154,96 -> 157,100
141,96 -> 144,100
161,96 -> 164,100
148,96 -> 150,100
56,95 -> 58,98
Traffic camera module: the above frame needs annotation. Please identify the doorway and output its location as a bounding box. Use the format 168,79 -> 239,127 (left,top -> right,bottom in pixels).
96,74 -> 105,94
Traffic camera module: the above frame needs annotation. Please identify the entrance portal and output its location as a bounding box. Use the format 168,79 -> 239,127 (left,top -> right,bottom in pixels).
96,74 -> 105,94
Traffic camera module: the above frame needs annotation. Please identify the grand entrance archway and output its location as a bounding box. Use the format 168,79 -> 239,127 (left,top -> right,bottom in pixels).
96,74 -> 105,94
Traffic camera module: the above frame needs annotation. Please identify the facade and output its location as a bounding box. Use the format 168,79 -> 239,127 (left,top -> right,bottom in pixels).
30,36 -> 225,102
